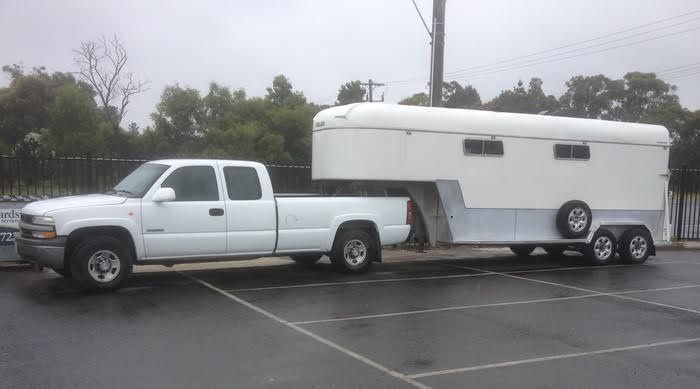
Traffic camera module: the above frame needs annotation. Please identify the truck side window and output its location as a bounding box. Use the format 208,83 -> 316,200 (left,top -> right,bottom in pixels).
554,144 -> 590,160
464,139 -> 503,156
161,166 -> 219,201
224,166 -> 262,200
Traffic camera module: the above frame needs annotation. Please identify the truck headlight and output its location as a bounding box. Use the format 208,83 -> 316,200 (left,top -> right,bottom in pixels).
30,230 -> 57,239
32,216 -> 55,226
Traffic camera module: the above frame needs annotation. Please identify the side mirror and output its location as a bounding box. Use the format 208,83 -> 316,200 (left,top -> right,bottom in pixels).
152,187 -> 176,202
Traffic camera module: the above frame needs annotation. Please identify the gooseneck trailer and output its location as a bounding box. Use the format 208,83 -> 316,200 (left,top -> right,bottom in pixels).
312,103 -> 672,264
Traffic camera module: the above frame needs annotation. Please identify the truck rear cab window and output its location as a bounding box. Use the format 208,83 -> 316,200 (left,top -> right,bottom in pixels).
224,166 -> 262,200
464,139 -> 503,156
161,166 -> 219,201
555,144 -> 590,160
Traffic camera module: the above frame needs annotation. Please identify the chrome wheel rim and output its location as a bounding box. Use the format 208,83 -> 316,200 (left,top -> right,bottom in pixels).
343,239 -> 367,268
87,250 -> 121,283
568,207 -> 588,233
593,236 -> 613,260
629,236 -> 648,259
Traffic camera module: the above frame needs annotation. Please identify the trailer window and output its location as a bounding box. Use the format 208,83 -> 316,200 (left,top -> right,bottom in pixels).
554,144 -> 590,160
464,139 -> 503,156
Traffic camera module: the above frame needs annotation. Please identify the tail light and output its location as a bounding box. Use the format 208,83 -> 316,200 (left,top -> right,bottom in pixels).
406,200 -> 414,225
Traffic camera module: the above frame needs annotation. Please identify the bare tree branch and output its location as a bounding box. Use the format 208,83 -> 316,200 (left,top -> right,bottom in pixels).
73,34 -> 149,130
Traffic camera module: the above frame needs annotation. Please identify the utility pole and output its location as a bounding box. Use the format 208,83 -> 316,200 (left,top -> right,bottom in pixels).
360,79 -> 385,102
429,0 -> 446,107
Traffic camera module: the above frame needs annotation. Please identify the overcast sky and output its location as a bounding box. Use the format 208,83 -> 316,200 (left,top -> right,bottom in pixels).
2,0 -> 699,127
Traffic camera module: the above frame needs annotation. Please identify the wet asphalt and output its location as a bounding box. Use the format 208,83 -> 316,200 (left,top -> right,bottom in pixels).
2,249 -> 700,389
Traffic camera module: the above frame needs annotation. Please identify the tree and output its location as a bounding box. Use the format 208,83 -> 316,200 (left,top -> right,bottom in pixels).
266,75 -> 306,107
0,64 -> 103,153
618,72 -> 678,122
399,92 -> 429,106
336,81 -> 366,105
150,85 -> 205,155
73,35 -> 149,129
557,75 -> 623,119
484,78 -> 559,114
443,81 -> 481,109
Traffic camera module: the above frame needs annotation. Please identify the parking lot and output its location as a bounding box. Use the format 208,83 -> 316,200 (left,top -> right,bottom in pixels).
2,248 -> 700,389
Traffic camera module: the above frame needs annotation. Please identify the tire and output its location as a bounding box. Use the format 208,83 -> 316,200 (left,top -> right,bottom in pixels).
556,200 -> 592,239
619,227 -> 652,264
543,245 -> 566,257
330,229 -> 374,273
510,245 -> 536,257
52,266 -> 72,278
583,228 -> 617,265
290,254 -> 323,266
70,235 -> 133,291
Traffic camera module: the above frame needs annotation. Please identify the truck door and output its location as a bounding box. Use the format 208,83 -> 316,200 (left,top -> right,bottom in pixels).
141,164 -> 227,258
219,163 -> 277,255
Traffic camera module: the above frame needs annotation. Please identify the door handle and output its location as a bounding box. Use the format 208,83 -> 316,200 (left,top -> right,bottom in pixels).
209,208 -> 224,216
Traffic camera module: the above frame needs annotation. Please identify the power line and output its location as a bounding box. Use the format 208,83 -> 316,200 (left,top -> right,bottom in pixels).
665,69 -> 700,81
451,25 -> 700,81
448,17 -> 700,78
445,9 -> 700,77
383,9 -> 700,85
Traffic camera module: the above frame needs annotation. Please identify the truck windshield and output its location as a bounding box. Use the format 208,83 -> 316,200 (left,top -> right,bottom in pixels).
107,163 -> 170,198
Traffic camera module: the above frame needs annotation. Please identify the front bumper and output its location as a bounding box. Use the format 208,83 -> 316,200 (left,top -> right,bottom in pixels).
15,236 -> 67,269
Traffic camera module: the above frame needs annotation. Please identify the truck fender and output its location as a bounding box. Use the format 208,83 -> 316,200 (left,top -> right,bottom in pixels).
59,218 -> 144,260
324,213 -> 382,253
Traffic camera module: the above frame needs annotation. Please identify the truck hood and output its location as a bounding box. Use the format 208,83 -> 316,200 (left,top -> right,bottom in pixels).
21,194 -> 128,215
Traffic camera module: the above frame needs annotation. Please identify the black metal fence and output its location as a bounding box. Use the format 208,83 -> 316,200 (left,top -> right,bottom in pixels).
0,155 -> 313,199
670,165 -> 700,240
2,155 -> 699,240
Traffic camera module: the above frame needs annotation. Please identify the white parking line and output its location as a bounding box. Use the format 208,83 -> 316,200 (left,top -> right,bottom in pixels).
230,272 -> 491,292
292,294 -> 600,325
446,263 -> 700,316
180,272 -> 431,389
292,284 -> 700,325
228,262 -> 664,293
407,337 -> 700,378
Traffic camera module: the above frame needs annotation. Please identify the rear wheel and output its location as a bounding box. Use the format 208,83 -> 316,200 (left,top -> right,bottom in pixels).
584,229 -> 616,265
510,245 -> 536,257
70,236 -> 132,291
330,229 -> 374,273
619,227 -> 652,264
290,254 -> 323,266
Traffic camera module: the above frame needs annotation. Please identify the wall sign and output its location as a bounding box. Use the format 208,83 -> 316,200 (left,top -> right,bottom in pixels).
0,203 -> 25,261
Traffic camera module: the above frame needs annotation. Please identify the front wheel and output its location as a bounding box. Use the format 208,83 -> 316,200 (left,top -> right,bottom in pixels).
70,236 -> 133,291
330,229 -> 374,273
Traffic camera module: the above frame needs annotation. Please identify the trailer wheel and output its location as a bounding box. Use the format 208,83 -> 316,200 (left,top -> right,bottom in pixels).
70,235 -> 132,291
290,254 -> 323,266
583,228 -> 616,265
556,200 -> 592,239
619,227 -> 652,264
510,245 -> 536,257
330,229 -> 374,273
543,245 -> 566,257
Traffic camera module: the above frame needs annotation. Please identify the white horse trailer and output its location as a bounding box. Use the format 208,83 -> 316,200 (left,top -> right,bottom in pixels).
312,103 -> 672,264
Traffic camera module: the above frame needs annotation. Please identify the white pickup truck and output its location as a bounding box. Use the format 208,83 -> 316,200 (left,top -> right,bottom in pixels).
16,159 -> 412,290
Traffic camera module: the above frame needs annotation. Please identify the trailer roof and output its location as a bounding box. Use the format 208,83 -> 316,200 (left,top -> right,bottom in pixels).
313,103 -> 670,146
